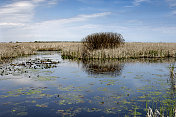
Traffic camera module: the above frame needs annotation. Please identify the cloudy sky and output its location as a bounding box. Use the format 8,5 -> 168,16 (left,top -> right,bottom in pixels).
0,0 -> 176,42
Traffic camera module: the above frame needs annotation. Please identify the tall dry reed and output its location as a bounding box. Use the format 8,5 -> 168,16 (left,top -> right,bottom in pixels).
0,42 -> 176,63
0,42 -> 75,62
61,42 -> 176,59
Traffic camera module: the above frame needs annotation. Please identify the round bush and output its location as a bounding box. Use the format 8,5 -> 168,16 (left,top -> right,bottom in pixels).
82,32 -> 125,50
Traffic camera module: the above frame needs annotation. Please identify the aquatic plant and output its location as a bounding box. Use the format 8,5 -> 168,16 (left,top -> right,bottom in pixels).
169,63 -> 176,78
147,107 -> 176,117
147,107 -> 164,117
0,58 -> 59,77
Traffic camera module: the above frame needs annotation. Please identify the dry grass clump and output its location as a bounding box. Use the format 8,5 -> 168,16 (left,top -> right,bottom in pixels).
82,32 -> 124,50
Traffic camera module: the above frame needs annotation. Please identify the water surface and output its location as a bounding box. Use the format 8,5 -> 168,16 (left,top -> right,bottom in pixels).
0,51 -> 175,117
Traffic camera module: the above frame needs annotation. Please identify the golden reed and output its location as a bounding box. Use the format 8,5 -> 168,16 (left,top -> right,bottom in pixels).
61,42 -> 176,59
0,42 -> 176,62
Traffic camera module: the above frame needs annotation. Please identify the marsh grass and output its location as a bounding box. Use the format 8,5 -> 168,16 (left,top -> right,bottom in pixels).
0,42 -> 67,63
0,42 -> 176,63
0,43 -> 35,62
61,42 -> 176,59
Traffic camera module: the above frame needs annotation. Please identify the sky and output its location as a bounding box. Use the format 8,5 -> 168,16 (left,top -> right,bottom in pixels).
0,0 -> 176,42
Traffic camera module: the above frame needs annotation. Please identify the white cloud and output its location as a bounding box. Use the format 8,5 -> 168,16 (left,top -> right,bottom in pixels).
30,12 -> 111,39
0,9 -> 112,42
0,0 -> 59,25
166,0 -> 176,7
172,10 -> 176,15
2,18 -> 176,42
32,0 -> 46,3
133,0 -> 150,6
0,0 -> 109,26
48,0 -> 60,5
166,0 -> 176,15
38,12 -> 111,25
151,26 -> 176,34
0,1 -> 34,24
0,23 -> 25,27
125,0 -> 150,7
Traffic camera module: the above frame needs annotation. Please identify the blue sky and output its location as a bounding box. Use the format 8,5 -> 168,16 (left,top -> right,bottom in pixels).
0,0 -> 176,42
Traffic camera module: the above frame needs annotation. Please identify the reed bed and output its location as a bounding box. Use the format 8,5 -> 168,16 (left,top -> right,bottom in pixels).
0,42 -> 176,63
0,43 -> 35,61
62,42 -> 176,59
0,42 -> 73,62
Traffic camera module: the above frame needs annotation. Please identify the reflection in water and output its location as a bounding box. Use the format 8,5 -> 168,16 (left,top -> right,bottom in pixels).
169,74 -> 176,91
166,62 -> 176,116
82,59 -> 124,76
1,52 -> 176,116
169,63 -> 176,90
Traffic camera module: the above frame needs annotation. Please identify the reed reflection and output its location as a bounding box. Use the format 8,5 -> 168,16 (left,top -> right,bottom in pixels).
82,59 -> 124,76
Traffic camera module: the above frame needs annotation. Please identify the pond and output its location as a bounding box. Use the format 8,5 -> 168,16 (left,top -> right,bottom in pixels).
0,51 -> 175,117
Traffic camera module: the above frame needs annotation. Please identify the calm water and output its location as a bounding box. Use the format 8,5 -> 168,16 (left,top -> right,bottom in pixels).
0,51 -> 175,117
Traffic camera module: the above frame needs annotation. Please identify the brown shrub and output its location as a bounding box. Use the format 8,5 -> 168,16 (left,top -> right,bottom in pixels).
82,32 -> 125,50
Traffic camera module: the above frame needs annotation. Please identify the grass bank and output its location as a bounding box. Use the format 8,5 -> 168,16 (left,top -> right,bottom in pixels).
62,42 -> 176,59
0,42 -> 176,63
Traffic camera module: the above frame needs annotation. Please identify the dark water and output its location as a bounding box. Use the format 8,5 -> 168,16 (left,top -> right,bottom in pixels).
0,51 -> 175,117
